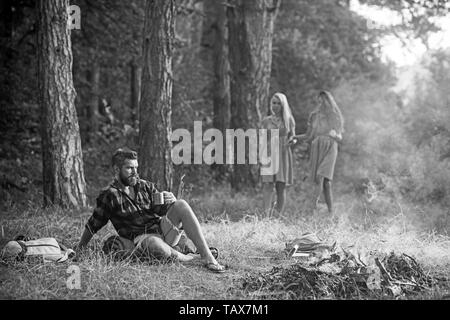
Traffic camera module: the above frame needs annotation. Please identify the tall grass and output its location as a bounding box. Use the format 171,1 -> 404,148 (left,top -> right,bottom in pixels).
1,188 -> 449,300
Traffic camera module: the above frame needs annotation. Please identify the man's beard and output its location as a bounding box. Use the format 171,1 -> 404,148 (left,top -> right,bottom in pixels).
119,173 -> 139,186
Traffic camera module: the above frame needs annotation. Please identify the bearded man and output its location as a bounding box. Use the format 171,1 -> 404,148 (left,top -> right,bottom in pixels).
75,147 -> 225,273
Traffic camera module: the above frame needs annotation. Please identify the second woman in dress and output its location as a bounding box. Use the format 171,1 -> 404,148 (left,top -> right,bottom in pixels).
296,90 -> 344,215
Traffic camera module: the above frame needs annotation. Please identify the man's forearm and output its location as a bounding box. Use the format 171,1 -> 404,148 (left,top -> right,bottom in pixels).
78,227 -> 94,249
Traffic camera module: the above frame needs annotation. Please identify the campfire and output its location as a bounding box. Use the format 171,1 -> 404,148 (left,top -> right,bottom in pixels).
241,236 -> 447,299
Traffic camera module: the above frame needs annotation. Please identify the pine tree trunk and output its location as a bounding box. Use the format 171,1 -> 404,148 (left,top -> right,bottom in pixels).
0,0 -> 13,108
139,0 -> 174,191
87,62 -> 100,143
227,0 -> 280,191
202,0 -> 231,178
213,5 -> 231,132
37,0 -> 87,208
130,59 -> 142,122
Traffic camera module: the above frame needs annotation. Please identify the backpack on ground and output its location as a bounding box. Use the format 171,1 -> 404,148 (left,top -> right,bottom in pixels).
1,236 -> 75,263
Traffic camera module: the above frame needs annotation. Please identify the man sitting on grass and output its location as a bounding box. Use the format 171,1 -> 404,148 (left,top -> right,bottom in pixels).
75,147 -> 226,273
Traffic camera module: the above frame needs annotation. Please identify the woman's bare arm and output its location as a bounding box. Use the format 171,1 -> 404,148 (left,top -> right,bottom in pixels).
294,114 -> 314,143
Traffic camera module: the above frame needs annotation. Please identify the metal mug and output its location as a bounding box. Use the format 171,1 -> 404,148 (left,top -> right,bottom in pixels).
152,192 -> 164,205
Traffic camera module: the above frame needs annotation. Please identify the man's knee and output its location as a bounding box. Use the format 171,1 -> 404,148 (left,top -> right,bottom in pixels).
173,199 -> 190,210
169,199 -> 193,218
167,200 -> 196,227
140,236 -> 171,259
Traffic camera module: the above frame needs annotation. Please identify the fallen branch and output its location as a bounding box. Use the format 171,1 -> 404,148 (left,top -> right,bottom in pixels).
375,257 -> 394,283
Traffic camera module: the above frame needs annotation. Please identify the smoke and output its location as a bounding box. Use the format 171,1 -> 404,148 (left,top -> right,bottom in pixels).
327,61 -> 450,233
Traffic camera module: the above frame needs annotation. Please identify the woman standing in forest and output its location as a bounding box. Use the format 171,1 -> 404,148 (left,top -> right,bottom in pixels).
260,92 -> 296,216
296,90 -> 344,216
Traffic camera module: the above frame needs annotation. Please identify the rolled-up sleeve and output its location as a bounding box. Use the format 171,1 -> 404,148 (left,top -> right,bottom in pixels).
86,191 -> 111,235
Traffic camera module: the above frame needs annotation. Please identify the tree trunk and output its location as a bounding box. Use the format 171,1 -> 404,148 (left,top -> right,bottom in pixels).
0,0 -> 13,108
139,0 -> 174,191
37,0 -> 87,208
212,2 -> 230,135
227,0 -> 280,191
87,62 -> 100,143
202,0 -> 231,179
130,59 -> 142,122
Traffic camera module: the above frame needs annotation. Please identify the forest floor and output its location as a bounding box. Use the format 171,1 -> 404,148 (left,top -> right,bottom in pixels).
1,187 -> 449,300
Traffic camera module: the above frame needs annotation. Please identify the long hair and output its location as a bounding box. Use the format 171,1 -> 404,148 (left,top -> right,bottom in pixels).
270,92 -> 295,133
318,90 -> 344,133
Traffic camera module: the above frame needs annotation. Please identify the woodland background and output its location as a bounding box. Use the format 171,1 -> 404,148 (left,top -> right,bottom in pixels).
1,0 -> 449,232
0,0 -> 450,300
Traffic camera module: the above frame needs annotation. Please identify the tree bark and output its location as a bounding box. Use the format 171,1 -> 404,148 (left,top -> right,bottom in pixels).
130,59 -> 142,122
202,0 -> 231,178
87,61 -> 100,143
0,0 -> 13,108
37,0 -> 87,208
139,0 -> 174,191
227,0 -> 280,191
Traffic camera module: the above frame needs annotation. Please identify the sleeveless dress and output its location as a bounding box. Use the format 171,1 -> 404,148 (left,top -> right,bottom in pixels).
260,115 -> 294,185
308,112 -> 339,184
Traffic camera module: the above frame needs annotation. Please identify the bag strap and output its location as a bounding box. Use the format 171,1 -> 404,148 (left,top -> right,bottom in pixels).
16,241 -> 27,261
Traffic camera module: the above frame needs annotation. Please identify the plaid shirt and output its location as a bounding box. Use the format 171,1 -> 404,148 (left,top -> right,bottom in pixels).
86,178 -> 172,240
